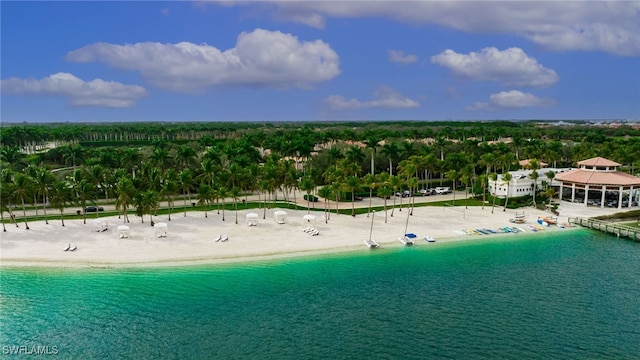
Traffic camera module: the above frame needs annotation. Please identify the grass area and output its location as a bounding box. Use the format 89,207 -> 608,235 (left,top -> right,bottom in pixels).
593,209 -> 640,221
618,221 -> 640,229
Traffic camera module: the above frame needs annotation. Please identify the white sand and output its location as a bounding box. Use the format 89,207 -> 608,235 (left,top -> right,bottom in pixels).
0,204 -> 575,268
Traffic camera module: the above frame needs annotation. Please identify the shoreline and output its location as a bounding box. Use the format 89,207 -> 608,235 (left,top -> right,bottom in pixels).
1,206 -> 575,269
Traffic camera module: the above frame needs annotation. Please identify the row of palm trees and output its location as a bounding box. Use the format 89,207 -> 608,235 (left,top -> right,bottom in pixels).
2,124 -> 638,231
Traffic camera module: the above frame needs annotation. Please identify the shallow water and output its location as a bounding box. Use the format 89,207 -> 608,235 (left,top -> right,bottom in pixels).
2,229 -> 639,359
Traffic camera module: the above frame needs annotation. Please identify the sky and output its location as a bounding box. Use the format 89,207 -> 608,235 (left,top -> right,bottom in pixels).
1,1 -> 639,123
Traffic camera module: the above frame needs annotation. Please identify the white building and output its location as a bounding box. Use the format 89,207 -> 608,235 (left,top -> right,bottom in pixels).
488,167 -> 573,198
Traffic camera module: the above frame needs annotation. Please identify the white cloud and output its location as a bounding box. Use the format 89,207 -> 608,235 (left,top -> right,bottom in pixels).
467,90 -> 556,111
215,1 -> 640,56
0,72 -> 147,108
325,86 -> 420,110
431,47 -> 559,88
66,28 -> 340,92
388,50 -> 418,64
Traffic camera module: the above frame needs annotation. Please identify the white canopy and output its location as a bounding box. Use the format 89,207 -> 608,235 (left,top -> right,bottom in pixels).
303,214 -> 316,223
154,222 -> 168,237
246,212 -> 259,226
274,210 -> 288,224
117,225 -> 129,238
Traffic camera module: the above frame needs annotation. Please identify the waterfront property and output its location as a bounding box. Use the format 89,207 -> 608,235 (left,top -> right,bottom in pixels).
556,157 -> 640,209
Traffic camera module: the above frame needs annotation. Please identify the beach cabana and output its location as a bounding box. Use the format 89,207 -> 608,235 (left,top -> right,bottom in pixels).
117,225 -> 130,239
93,220 -> 108,232
246,212 -> 259,226
274,211 -> 288,224
154,222 -> 168,238
303,214 -> 316,224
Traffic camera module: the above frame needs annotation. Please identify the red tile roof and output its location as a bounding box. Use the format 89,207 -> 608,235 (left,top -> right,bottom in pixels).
578,157 -> 620,167
519,159 -> 548,168
556,169 -> 640,186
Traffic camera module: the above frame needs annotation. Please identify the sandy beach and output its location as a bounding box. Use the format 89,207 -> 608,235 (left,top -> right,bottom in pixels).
0,201 -> 584,268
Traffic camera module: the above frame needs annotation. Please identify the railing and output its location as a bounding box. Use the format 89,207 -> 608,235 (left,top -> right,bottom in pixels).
568,217 -> 640,241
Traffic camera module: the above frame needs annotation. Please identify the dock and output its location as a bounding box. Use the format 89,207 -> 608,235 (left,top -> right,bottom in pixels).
568,217 -> 640,241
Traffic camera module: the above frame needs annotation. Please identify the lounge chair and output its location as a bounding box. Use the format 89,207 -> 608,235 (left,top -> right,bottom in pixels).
63,244 -> 71,251
69,245 -> 77,252
214,234 -> 222,242
220,234 -> 228,242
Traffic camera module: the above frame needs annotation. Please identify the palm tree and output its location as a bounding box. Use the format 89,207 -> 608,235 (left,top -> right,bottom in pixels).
74,179 -> 95,225
11,173 -> 33,229
489,173 -> 498,214
528,160 -> 540,208
299,176 -> 315,214
363,173 -> 376,217
446,170 -> 460,206
407,177 -> 419,215
197,183 -> 212,218
218,185 -> 228,221
31,166 -> 55,224
364,136 -> 381,175
134,190 -> 159,224
317,185 -> 332,223
179,169 -> 194,217
478,174 -> 488,210
377,186 -> 392,223
388,175 -> 402,217
115,177 -> 135,223
330,181 -> 342,215
231,186 -> 241,224
344,175 -> 361,217
381,142 -> 400,176
502,172 -> 513,211
461,163 -> 476,200
175,145 -> 198,170
49,180 -> 72,227
530,170 -> 540,208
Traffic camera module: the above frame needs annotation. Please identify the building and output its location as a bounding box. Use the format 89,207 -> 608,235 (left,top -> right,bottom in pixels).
488,167 -> 570,199
555,157 -> 640,209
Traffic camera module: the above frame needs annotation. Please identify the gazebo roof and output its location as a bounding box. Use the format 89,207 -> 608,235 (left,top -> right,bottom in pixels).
578,157 -> 620,167
556,169 -> 640,186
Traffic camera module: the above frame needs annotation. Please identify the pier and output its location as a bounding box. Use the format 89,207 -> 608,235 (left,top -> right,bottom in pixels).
569,217 -> 640,241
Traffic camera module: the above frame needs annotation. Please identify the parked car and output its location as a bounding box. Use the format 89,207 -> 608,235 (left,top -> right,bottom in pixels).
434,187 -> 451,194
84,206 -> 104,213
354,196 -> 364,201
418,189 -> 435,196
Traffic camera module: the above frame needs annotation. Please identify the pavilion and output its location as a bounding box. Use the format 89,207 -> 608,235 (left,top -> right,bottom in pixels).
555,157 -> 640,209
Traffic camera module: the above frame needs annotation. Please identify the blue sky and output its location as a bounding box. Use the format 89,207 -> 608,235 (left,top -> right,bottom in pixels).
2,1 -> 639,123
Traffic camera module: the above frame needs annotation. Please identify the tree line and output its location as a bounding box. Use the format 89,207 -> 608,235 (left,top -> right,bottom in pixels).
2,121 -> 639,231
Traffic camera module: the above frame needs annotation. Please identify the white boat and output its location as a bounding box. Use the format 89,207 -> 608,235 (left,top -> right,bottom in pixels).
364,239 -> 380,248
424,236 -> 436,243
399,209 -> 416,246
399,235 -> 415,246
365,210 -> 380,249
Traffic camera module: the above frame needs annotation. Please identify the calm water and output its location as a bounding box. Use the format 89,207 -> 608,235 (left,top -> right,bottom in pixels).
1,229 -> 639,359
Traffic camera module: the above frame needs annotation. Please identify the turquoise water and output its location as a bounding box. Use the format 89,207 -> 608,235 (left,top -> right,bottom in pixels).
2,229 -> 639,359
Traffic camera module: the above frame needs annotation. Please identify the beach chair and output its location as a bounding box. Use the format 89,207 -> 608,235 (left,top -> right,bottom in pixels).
220,234 -> 228,242
214,234 -> 222,242
63,244 -> 71,251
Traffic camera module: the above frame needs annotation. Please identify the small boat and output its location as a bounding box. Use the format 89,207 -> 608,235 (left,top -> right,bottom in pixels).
365,210 -> 380,249
399,236 -> 415,246
424,236 -> 436,243
364,239 -> 380,248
